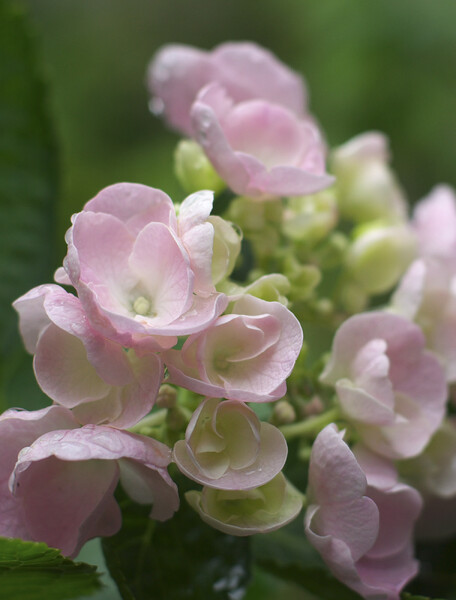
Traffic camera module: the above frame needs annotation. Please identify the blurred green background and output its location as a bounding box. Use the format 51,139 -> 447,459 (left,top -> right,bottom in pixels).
24,0 -> 456,260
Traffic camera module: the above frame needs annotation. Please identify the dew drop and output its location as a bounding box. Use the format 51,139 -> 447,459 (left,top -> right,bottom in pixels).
149,97 -> 165,117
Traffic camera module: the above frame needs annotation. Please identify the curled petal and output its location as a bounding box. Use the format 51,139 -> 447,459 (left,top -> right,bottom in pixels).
191,86 -> 333,199
165,295 -> 302,402
186,472 -> 303,535
173,398 -> 287,489
305,425 -> 422,600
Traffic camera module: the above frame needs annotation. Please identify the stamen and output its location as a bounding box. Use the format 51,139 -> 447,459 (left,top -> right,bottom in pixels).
133,296 -> 152,316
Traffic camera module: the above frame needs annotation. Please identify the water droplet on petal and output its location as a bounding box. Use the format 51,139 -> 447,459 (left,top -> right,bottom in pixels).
149,97 -> 165,116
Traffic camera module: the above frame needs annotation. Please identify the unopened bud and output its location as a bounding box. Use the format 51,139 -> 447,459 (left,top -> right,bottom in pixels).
272,400 -> 296,425
332,132 -> 407,223
346,221 -> 416,295
156,384 -> 177,409
283,190 -> 338,246
210,216 -> 242,284
175,139 -> 225,195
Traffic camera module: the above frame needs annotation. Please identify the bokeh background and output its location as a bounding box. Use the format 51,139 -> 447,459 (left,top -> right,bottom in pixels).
24,0 -> 456,257
6,1 -> 456,598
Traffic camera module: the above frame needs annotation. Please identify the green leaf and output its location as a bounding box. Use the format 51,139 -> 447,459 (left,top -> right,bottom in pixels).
253,521 -> 361,600
0,536 -> 102,600
257,560 -> 362,600
253,525 -> 449,600
102,483 -> 251,600
402,595 -> 445,600
0,0 -> 59,411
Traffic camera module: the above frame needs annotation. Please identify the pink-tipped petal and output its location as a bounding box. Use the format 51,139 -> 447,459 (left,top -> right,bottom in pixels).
85,183 -> 177,234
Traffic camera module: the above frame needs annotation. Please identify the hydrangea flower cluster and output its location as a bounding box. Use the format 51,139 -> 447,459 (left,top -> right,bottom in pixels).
4,39 -> 456,599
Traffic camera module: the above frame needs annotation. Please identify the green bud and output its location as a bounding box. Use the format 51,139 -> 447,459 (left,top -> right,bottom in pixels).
174,139 -> 225,195
331,133 -> 407,223
346,221 -> 416,295
312,232 -> 349,269
272,400 -> 296,425
337,279 -> 369,314
283,190 -> 338,246
156,384 -> 177,409
209,216 -> 242,284
283,256 -> 321,302
226,197 -> 283,233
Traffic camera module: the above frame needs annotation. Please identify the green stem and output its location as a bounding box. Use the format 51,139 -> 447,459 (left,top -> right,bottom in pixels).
129,409 -> 167,433
279,407 -> 340,441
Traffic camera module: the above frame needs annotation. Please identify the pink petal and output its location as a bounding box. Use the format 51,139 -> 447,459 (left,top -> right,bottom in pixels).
34,324 -> 111,406
413,184 -> 456,259
13,284 -> 67,353
129,222 -> 194,325
212,41 -> 306,116
174,420 -> 287,490
308,425 -> 367,506
85,183 -> 177,235
14,456 -> 120,557
147,44 -> 215,135
119,459 -> 179,521
192,87 -> 332,198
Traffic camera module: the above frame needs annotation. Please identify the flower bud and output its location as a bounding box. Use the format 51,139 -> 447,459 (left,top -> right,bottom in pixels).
283,190 -> 338,246
346,221 -> 416,295
332,132 -> 407,223
283,256 -> 321,301
209,216 -> 242,284
272,400 -> 296,425
174,139 -> 225,195
156,384 -> 177,409
226,197 -> 283,232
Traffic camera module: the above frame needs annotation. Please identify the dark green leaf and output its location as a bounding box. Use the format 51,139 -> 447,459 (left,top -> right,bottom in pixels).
0,0 -> 59,411
402,594 -> 446,600
253,521 -> 360,600
405,537 -> 456,600
102,482 -> 251,600
253,524 -> 449,600
257,560 -> 362,600
0,536 -> 101,600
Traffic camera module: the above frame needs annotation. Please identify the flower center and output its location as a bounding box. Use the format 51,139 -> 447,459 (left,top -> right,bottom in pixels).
133,295 -> 152,316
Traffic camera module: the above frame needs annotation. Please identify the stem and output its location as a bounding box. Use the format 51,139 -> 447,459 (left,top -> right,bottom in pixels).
129,409 -> 167,433
279,407 -> 340,441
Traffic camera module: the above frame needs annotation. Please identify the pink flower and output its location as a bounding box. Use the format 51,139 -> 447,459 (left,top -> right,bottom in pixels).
392,258 -> 456,383
305,425 -> 422,600
0,406 -> 178,557
173,398 -> 287,489
148,41 -> 307,136
320,311 -> 447,459
13,284 -> 163,428
164,295 -> 303,402
391,186 -> 456,383
190,83 -> 334,198
412,185 -> 456,261
60,183 -> 227,351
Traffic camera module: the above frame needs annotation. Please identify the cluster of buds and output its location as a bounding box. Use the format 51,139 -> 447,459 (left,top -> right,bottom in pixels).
3,39 -> 456,600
